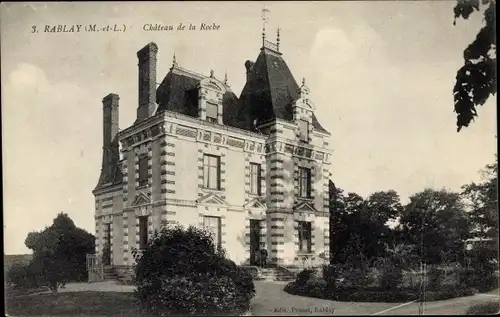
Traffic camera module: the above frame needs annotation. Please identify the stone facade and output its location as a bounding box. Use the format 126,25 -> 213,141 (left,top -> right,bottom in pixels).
93,40 -> 332,277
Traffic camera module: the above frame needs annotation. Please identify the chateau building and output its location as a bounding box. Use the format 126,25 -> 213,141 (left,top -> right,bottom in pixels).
93,36 -> 332,279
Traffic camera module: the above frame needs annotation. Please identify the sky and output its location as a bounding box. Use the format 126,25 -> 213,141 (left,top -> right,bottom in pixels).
1,1 -> 497,254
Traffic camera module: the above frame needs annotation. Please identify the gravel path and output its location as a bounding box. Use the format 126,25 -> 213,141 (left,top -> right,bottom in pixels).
26,280 -> 499,316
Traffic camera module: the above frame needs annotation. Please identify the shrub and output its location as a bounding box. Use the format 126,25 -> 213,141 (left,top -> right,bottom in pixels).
284,281 -> 298,294
312,279 -> 328,298
147,274 -> 241,316
295,269 -> 316,286
345,289 -> 419,302
459,267 -> 499,292
423,285 -> 476,301
476,274 -> 499,292
243,266 -> 259,279
6,262 -> 39,289
380,264 -> 403,290
466,300 -> 500,315
322,265 -> 341,288
427,266 -> 444,291
340,266 -> 375,288
29,251 -> 67,293
459,267 -> 475,285
133,225 -> 255,316
215,257 -> 255,308
283,280 -> 477,303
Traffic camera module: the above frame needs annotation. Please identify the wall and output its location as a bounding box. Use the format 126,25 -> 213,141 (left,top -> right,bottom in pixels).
168,204 -> 199,227
94,185 -> 122,259
122,210 -> 135,266
174,138 -> 198,201
225,149 -> 245,206
313,215 -> 329,266
261,117 -> 331,267
112,215 -> 123,266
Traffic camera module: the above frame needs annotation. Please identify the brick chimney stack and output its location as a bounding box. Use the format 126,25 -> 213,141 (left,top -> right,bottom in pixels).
103,93 -> 119,148
97,93 -> 120,188
137,42 -> 158,122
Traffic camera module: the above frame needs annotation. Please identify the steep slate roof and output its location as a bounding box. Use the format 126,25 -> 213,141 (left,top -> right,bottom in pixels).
221,89 -> 241,128
237,47 -> 330,134
156,68 -> 244,131
154,46 -> 329,135
156,70 -> 201,117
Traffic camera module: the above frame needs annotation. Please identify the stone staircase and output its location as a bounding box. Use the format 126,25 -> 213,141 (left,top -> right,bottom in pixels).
256,266 -> 296,282
103,266 -> 118,281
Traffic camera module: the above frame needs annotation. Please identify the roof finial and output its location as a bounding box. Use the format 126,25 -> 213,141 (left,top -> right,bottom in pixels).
261,7 -> 270,46
210,69 -> 214,78
302,77 -> 306,87
224,71 -> 228,85
277,26 -> 280,52
172,50 -> 178,68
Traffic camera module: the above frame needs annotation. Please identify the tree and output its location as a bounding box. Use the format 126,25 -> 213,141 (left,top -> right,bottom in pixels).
453,0 -> 496,132
329,185 -> 364,264
365,190 -> 404,224
328,180 -> 346,262
399,189 -> 472,264
461,157 -> 498,241
328,181 -> 402,264
25,212 -> 95,293
365,190 -> 404,249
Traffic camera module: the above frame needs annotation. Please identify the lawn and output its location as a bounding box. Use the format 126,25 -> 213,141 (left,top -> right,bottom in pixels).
5,291 -> 143,316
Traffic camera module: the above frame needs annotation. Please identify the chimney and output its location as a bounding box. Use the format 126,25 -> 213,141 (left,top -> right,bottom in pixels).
137,42 -> 158,121
103,93 -> 119,148
98,93 -> 120,186
245,60 -> 254,83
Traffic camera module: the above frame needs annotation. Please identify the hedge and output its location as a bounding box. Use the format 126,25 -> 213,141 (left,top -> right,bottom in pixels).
284,281 -> 477,303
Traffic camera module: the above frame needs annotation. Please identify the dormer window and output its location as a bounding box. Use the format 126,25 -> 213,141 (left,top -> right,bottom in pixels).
299,119 -> 309,143
206,102 -> 218,123
198,76 -> 226,124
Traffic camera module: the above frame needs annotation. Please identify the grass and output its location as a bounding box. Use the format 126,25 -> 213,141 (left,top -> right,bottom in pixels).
5,291 -> 143,316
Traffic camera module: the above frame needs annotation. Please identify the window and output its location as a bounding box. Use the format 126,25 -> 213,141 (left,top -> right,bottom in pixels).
139,216 -> 149,249
203,216 -> 221,248
250,163 -> 261,195
206,102 -> 218,123
298,221 -> 312,253
299,167 -> 311,198
299,119 -> 309,142
138,155 -> 148,187
203,154 -> 220,189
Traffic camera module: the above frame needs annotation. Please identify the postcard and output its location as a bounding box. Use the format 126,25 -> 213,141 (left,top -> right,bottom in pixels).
2,1 -> 498,316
